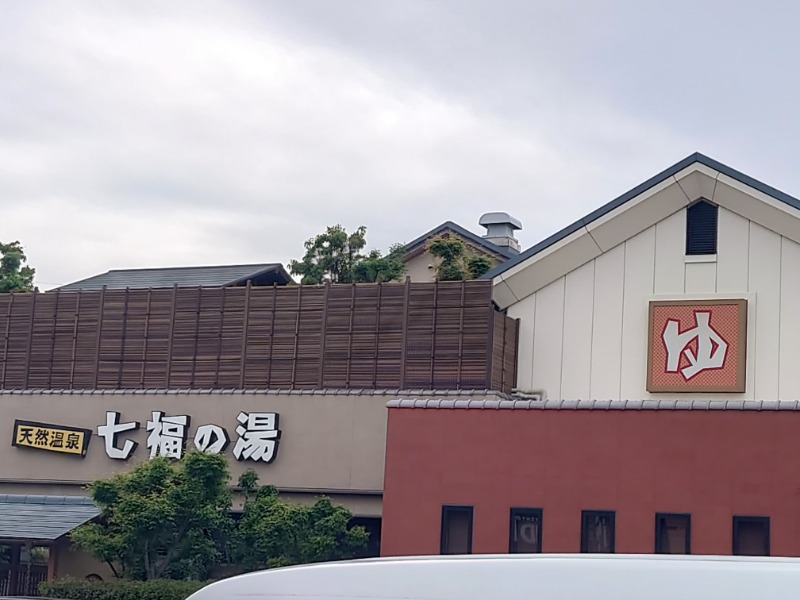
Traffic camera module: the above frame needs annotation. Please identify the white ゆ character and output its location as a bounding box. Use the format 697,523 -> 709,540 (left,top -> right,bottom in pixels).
662,311 -> 728,380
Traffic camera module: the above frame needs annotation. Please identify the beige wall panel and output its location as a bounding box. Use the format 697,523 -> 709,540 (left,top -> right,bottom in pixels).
531,279 -> 565,400
589,244 -> 625,400
779,238 -> 800,401
684,261 -> 717,294
654,211 -> 686,294
560,262 -> 595,400
507,293 -> 536,391
717,208 -> 750,293
619,227 -> 656,400
502,230 -> 601,304
748,223 -> 782,400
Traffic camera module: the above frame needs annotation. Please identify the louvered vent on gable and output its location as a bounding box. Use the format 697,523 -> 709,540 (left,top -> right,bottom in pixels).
686,200 -> 718,255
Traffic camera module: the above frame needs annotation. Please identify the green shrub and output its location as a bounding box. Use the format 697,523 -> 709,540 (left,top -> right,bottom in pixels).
39,577 -> 209,600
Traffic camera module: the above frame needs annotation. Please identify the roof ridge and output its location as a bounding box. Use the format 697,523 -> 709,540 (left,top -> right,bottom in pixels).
0,494 -> 95,505
106,262 -> 278,273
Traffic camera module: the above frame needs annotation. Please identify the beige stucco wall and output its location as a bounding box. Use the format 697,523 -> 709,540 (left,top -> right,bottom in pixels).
55,541 -> 116,581
404,238 -> 505,283
0,390 -> 388,516
403,251 -> 438,282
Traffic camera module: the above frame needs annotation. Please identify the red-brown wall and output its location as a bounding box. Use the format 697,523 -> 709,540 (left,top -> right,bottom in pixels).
381,408 -> 800,556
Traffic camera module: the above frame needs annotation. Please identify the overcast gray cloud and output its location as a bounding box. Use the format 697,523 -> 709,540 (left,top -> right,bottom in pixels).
0,0 -> 797,289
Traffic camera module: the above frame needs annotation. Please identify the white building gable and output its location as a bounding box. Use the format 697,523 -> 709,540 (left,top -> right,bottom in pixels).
488,154 -> 800,401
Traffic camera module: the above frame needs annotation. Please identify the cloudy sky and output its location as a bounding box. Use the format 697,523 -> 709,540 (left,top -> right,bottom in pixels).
2,1 -> 799,289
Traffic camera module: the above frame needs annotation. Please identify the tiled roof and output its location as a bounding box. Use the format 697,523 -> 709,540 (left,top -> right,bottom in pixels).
55,263 -> 291,291
0,388 -> 509,398
386,398 -> 800,411
0,494 -> 99,540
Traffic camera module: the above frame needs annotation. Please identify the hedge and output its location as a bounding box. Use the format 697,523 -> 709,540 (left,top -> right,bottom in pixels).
39,577 -> 209,600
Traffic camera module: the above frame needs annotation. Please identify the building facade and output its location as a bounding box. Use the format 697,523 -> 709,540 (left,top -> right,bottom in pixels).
0,278 -> 516,593
381,153 -> 800,558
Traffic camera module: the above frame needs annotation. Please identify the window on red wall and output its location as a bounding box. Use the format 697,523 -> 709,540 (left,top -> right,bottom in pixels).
733,516 -> 770,556
655,513 -> 691,554
581,510 -> 615,553
509,508 -> 542,553
440,505 -> 473,554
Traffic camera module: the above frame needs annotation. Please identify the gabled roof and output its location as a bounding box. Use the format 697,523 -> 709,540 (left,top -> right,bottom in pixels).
485,152 -> 800,308
55,263 -> 292,291
0,494 -> 99,540
404,221 -> 516,260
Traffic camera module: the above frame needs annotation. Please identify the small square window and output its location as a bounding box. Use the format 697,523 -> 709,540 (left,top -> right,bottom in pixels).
581,510 -> 615,553
509,508 -> 542,553
440,505 -> 473,554
655,513 -> 691,554
733,516 -> 769,556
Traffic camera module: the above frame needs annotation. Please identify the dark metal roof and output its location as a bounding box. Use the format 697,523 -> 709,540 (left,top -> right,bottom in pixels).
0,495 -> 99,540
404,221 -> 516,259
55,263 -> 292,291
482,152 -> 800,279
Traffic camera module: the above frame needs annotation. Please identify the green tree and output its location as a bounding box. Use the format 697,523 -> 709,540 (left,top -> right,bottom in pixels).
352,243 -> 406,283
0,241 -> 36,292
232,471 -> 369,571
289,225 -> 405,284
71,451 -> 232,581
466,254 -> 495,278
427,236 -> 498,281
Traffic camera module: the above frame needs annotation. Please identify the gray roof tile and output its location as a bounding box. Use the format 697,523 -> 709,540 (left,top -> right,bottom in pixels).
385,397 -> 800,411
0,495 -> 99,540
55,263 -> 291,291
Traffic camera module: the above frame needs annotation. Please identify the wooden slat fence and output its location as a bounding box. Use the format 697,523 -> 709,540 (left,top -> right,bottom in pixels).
0,280 -> 518,393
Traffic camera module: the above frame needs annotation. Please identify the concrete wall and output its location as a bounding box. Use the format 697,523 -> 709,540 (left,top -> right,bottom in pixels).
509,206 -> 800,401
382,406 -> 800,556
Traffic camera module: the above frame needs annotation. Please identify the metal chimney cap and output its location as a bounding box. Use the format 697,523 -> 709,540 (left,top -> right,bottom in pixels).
478,212 -> 522,230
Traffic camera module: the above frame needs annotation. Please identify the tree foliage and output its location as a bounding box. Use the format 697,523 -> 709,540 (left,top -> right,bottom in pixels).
427,236 -> 497,281
289,225 -> 405,284
71,452 -> 232,581
232,471 -> 369,571
0,241 -> 36,292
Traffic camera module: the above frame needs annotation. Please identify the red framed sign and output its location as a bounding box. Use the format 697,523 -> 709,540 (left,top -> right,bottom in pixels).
647,299 -> 747,393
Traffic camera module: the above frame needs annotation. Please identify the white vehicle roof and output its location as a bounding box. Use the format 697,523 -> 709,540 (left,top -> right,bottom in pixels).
188,554 -> 800,600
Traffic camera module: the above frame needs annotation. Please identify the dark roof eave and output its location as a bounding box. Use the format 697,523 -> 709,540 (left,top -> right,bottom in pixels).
226,264 -> 293,286
482,152 -> 800,280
